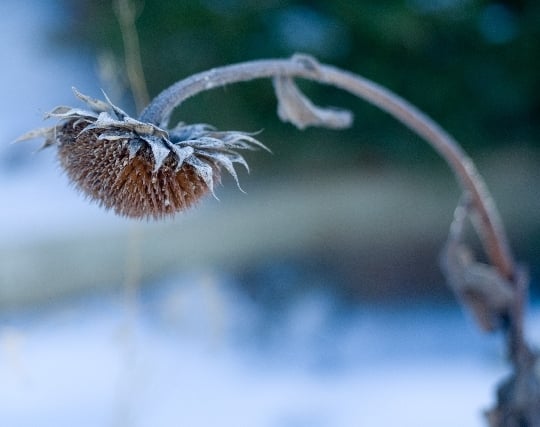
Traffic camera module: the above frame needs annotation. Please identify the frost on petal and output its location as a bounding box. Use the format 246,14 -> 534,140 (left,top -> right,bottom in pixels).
14,126 -> 59,150
224,151 -> 250,173
14,126 -> 54,143
44,106 -> 73,117
127,139 -> 144,159
197,151 -> 245,192
168,145 -> 194,171
45,106 -> 98,120
100,89 -> 130,120
273,75 -> 353,130
141,135 -> 171,171
92,112 -> 120,127
72,87 -> 110,113
169,123 -> 215,142
186,155 -> 216,198
183,136 -> 227,150
97,132 -> 131,141
220,132 -> 271,152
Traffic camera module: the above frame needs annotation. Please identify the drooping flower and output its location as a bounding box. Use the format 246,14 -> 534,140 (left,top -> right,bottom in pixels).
17,88 -> 268,219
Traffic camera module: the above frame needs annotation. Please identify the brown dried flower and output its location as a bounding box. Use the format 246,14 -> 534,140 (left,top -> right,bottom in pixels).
16,53 -> 539,421
18,88 -> 268,219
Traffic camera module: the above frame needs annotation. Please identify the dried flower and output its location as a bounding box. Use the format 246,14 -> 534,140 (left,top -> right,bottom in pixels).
16,53 -> 539,421
18,88 -> 268,219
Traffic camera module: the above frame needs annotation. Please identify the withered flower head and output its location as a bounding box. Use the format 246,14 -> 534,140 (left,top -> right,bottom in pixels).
18,88 -> 268,219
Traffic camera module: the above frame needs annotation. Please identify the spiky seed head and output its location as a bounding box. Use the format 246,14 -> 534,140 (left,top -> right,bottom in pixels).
56,121 -> 217,218
17,88 -> 269,219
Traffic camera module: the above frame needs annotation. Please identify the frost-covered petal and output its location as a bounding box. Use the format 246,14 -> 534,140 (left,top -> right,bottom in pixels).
71,118 -> 94,128
220,132 -> 271,152
45,106 -> 98,120
79,112 -> 122,135
14,126 -> 59,150
168,145 -> 194,171
185,155 -> 216,198
101,90 -> 129,120
222,151 -> 250,173
127,139 -> 144,159
197,151 -> 245,192
97,132 -> 131,141
140,135 -> 171,171
169,123 -> 215,141
72,87 -> 110,113
182,136 -> 229,149
14,126 -> 55,143
93,111 -> 122,126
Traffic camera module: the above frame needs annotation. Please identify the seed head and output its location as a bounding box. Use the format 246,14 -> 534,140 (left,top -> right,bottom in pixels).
18,88 -> 268,219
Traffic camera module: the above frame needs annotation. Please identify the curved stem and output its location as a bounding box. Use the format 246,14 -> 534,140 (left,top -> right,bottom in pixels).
140,55 -> 515,282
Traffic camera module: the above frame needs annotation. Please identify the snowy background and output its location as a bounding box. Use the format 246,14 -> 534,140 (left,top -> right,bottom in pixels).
1,1 -> 539,427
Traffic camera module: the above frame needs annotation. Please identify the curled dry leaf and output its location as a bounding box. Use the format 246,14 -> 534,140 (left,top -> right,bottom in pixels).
273,75 -> 353,130
440,196 -> 515,331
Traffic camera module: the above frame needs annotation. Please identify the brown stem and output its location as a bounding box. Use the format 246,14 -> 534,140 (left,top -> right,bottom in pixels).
139,53 -> 540,424
140,55 -> 515,282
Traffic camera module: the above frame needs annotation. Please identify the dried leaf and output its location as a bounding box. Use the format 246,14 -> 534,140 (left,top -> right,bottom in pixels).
441,196 -> 515,331
273,76 -> 353,130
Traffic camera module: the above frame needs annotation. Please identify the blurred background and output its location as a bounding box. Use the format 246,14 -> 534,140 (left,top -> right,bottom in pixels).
1,0 -> 539,426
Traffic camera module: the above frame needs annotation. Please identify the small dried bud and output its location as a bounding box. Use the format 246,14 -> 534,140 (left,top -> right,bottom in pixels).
17,88 -> 268,219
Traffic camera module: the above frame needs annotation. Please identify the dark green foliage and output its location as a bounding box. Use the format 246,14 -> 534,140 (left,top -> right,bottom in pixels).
54,0 -> 539,169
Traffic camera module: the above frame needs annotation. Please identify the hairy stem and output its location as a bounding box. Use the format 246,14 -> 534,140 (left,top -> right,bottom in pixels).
140,55 -> 515,283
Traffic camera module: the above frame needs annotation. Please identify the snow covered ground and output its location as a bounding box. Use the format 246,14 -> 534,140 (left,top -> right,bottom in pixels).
1,271 -> 532,427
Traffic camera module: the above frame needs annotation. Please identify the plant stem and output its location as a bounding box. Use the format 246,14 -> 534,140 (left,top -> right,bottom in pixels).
114,0 -> 150,114
140,55 -> 515,282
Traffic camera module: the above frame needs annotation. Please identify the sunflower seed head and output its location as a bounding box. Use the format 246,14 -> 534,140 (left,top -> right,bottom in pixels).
19,88 -> 268,219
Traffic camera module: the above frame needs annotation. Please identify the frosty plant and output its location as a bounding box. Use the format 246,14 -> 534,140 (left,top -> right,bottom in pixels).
18,53 -> 539,425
